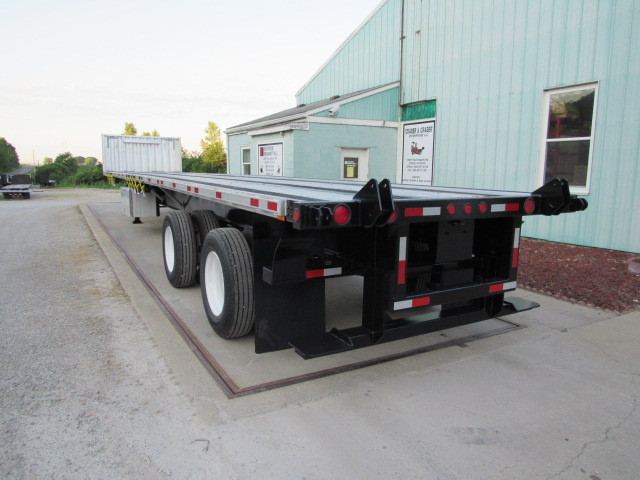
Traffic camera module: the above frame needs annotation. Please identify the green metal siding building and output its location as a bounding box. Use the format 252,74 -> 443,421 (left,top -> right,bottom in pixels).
227,0 -> 640,253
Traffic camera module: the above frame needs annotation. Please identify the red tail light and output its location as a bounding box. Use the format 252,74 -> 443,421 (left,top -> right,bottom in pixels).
524,197 -> 536,215
333,205 -> 351,225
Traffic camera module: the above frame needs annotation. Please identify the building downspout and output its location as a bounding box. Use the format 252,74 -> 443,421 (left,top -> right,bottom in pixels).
398,0 -> 406,121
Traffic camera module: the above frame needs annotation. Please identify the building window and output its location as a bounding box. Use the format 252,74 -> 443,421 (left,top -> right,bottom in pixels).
540,83 -> 597,194
241,147 -> 251,175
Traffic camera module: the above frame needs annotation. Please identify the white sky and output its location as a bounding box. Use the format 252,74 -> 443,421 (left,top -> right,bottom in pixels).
1,0 -> 383,164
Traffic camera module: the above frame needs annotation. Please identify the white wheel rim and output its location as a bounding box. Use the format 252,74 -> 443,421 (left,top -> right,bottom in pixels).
205,251 -> 225,316
164,225 -> 175,273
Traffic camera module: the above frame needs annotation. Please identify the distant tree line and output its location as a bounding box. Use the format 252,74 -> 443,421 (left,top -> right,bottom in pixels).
2,119 -> 227,185
36,152 -> 106,185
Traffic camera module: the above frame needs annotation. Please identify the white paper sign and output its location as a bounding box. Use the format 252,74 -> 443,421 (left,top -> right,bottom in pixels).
258,143 -> 283,176
402,120 -> 435,185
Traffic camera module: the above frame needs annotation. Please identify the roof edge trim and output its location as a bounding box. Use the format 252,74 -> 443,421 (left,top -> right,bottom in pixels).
225,82 -> 399,134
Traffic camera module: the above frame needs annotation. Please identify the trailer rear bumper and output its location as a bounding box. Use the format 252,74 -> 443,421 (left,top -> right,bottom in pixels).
289,296 -> 538,359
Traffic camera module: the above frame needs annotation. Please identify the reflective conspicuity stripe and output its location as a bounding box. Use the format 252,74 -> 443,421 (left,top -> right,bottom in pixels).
398,236 -> 407,285
512,228 -> 521,268
489,281 -> 518,293
305,267 -> 342,279
491,203 -> 520,213
405,207 -> 442,217
394,296 -> 431,311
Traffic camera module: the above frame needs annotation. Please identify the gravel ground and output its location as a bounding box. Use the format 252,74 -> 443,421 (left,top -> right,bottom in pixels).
0,191 -> 226,478
518,237 -> 640,314
2,189 -> 639,480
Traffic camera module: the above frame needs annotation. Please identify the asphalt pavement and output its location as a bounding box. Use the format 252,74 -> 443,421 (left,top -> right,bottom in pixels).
1,188 -> 638,479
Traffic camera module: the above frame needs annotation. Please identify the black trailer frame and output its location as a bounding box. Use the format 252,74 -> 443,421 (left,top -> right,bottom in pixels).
112,172 -> 587,358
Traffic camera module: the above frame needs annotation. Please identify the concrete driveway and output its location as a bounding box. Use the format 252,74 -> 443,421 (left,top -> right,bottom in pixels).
1,188 -> 638,479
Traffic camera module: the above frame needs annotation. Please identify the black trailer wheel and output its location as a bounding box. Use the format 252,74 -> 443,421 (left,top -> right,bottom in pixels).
22,193 -> 30,199
200,228 -> 254,338
162,210 -> 197,288
190,210 -> 220,249
2,193 -> 9,199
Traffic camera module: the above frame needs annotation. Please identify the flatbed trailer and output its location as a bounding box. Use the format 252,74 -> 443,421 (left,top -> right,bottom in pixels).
108,168 -> 587,359
1,184 -> 32,199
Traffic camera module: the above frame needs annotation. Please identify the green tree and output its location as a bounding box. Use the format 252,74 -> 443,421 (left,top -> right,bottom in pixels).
182,148 -> 211,173
0,137 -> 20,173
85,156 -> 98,165
43,157 -> 53,165
142,129 -> 160,137
123,122 -> 137,135
54,152 -> 79,175
200,121 -> 226,173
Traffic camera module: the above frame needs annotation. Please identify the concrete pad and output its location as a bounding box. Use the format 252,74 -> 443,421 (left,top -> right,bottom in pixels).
6,189 -> 638,479
87,201 -> 526,394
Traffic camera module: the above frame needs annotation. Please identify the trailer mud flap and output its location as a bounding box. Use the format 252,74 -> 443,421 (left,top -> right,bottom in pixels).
252,217 -> 326,353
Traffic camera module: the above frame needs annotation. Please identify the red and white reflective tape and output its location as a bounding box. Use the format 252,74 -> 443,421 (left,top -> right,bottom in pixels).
491,203 -> 520,213
306,267 -> 342,279
249,197 -> 279,212
405,206 -> 442,217
398,236 -> 407,285
489,281 -> 517,293
393,296 -> 431,311
512,228 -> 521,268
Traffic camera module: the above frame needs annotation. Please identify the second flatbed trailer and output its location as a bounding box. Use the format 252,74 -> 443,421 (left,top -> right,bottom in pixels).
109,169 -> 587,359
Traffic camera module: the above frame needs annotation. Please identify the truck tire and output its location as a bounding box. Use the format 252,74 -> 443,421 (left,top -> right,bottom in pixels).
190,210 -> 219,249
200,228 -> 254,338
22,193 -> 30,199
162,210 -> 197,288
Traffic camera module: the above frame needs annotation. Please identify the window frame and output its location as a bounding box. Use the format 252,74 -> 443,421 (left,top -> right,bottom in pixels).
241,146 -> 251,175
538,82 -> 598,195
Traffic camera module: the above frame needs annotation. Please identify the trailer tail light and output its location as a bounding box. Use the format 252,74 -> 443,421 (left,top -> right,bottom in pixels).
387,209 -> 398,223
524,197 -> 536,215
464,204 -> 472,215
333,205 -> 351,225
447,204 -> 456,215
292,208 -> 300,223
478,202 -> 488,214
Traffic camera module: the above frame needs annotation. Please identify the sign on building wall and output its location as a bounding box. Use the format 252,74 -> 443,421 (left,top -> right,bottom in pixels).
401,120 -> 435,185
258,143 -> 283,176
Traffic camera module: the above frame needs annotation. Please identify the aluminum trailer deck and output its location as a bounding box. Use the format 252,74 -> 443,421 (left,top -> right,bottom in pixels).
111,170 -> 587,358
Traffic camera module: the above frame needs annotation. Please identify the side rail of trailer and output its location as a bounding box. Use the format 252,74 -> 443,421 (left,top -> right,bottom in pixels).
109,172 -> 587,358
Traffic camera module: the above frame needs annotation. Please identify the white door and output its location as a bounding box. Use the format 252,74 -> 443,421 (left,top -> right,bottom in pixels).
340,148 -> 369,181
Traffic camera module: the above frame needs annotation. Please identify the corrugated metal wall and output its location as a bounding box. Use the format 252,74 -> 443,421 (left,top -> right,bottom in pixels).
311,87 -> 399,121
401,0 -> 640,252
296,0 -> 402,104
102,135 -> 181,173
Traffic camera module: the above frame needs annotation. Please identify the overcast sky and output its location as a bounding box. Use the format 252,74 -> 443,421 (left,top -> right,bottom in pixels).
1,0 -> 383,164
